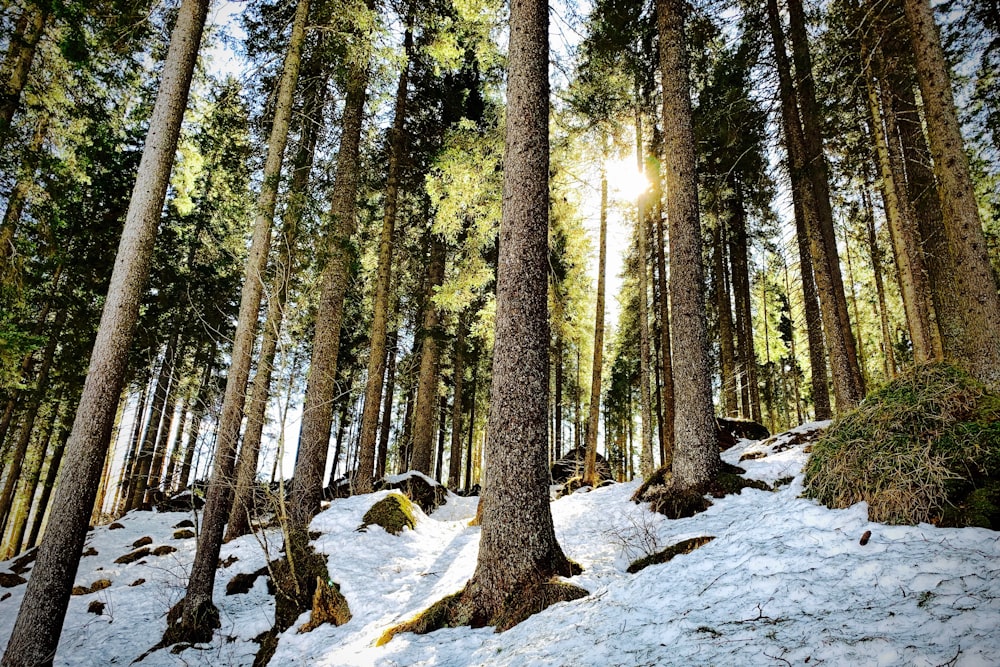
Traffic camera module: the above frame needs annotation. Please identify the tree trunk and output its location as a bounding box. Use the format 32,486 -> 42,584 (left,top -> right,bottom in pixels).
635,111 -> 654,479
656,0 -> 719,487
464,347 -> 478,490
0,1 -> 208,662
291,18 -> 370,530
901,0 -> 1000,387
861,184 -> 896,378
376,331 -> 398,480
0,113 -> 48,271
226,52 -> 327,540
583,159 -> 607,486
863,48 -> 936,362
457,0 -> 575,623
409,239 -> 447,476
768,0 -> 863,412
729,191 -> 760,422
714,221 -> 738,416
0,307 -> 64,534
553,331 -> 563,461
178,360 -> 215,493
176,0 -> 310,641
652,174 -> 675,465
355,25 -> 413,493
447,315 -> 467,488
26,410 -> 71,550
0,3 -> 48,138
127,331 -> 180,511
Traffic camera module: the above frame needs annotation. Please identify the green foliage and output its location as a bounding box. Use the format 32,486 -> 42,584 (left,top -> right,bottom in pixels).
804,364 -> 1000,527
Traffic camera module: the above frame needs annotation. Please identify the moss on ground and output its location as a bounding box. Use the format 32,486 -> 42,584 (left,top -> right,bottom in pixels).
361,493 -> 416,535
627,536 -> 716,574
804,363 -> 1000,527
634,462 -> 771,519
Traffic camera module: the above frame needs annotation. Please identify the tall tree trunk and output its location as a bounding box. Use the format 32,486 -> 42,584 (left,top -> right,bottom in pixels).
656,0 -> 719,487
435,394 -> 447,483
635,110 -> 654,479
127,330 -> 180,511
178,360 -> 215,493
0,3 -> 48,138
861,195 -> 895,381
226,53 -> 327,540
863,48 -> 936,362
652,172 -> 674,466
26,408 -> 71,551
291,25 -> 371,541
464,346 -> 478,490
113,380 -> 149,515
729,191 -> 760,422
1,1 -> 209,661
583,159 -> 607,486
176,0 -> 310,641
4,390 -> 63,558
409,239 -> 447,476
355,25 -> 413,493
553,331 -> 563,461
768,0 -> 863,412
0,307 -> 64,533
0,113 -> 48,272
447,315 -> 467,489
376,331 -> 398,480
714,221 -> 738,416
791,186 -> 832,419
457,0 -> 576,623
901,0 -> 1000,386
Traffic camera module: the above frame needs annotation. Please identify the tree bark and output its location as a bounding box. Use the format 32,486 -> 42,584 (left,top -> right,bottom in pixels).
635,113 -> 654,479
0,3 -> 48,138
768,0 -> 863,412
291,7 -> 370,530
583,158 -> 607,486
177,0 -> 310,640
376,331 -> 398,480
0,1 -> 208,662
355,24 -> 412,493
863,47 -> 936,362
226,51 -> 327,540
901,0 -> 1000,387
729,190 -> 760,422
861,183 -> 897,378
714,221 -> 738,417
457,0 -> 575,622
656,0 -> 719,487
447,315 -> 467,489
409,239 -> 447,476
652,172 -> 675,465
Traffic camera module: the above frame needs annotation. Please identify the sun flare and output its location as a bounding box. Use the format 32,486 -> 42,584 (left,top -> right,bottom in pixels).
605,157 -> 651,200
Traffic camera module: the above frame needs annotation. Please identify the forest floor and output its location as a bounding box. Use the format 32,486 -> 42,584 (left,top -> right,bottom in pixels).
1,422 -> 999,666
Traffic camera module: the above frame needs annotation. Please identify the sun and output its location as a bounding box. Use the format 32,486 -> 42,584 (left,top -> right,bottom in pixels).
605,157 -> 651,201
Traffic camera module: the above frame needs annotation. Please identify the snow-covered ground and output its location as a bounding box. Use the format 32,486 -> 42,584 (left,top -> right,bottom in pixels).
2,422 -> 999,666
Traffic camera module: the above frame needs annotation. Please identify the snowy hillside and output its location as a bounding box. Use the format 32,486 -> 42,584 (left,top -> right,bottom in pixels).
2,424 -> 998,666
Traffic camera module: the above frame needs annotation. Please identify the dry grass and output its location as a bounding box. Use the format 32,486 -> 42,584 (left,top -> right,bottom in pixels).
804,363 -> 1000,526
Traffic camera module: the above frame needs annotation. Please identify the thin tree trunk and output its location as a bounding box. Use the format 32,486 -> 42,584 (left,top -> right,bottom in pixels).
435,395 -> 447,483
656,0 -> 719,487
863,49 -> 936,362
1,2 -> 208,661
729,191 -> 760,422
177,0 -> 310,639
376,331 -> 398,481
113,378 -> 150,515
291,9 -> 371,533
714,221 -> 737,416
553,331 -> 563,461
410,239 -> 447,476
769,0 -> 863,411
635,111 -> 654,479
0,3 -> 48,138
355,25 -> 413,493
127,330 -> 180,510
226,53 -> 327,540
0,308 -> 64,533
0,113 -> 48,271
464,347 -> 478,490
447,315 -> 466,488
178,360 -> 215,492
583,157 -> 607,486
652,174 -> 674,466
26,409 -> 71,550
861,179 -> 897,378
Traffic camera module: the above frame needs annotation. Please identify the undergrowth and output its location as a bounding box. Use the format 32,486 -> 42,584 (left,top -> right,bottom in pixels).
804,363 -> 1000,527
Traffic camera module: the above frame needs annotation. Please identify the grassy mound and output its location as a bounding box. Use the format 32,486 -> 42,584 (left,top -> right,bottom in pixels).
804,363 -> 1000,528
361,493 -> 416,535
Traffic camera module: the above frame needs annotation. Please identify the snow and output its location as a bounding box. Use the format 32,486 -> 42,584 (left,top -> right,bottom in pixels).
2,423 -> 999,666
